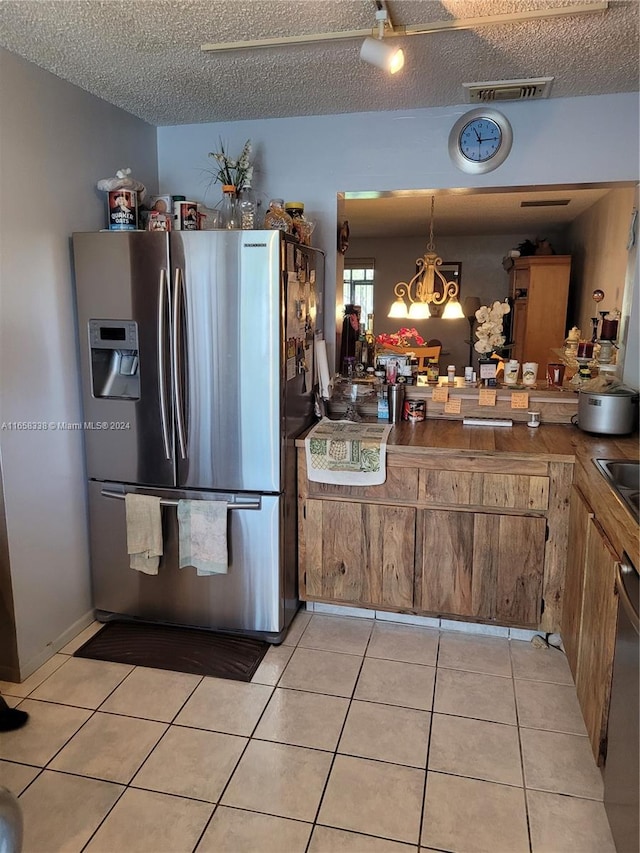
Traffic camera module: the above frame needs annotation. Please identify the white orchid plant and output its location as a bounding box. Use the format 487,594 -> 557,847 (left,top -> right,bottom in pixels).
474,300 -> 511,355
207,139 -> 253,192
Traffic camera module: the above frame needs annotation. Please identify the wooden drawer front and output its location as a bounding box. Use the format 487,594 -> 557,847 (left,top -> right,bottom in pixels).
419,470 -> 549,510
306,465 -> 418,502
303,499 -> 415,609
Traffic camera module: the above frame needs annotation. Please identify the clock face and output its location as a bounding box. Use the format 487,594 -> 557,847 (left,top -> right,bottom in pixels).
459,117 -> 503,163
448,108 -> 513,174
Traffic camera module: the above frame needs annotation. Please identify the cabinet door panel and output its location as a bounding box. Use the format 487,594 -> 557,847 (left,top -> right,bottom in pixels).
477,514 -> 546,625
561,486 -> 594,679
420,510 -> 545,626
420,510 -> 474,615
576,517 -> 619,764
302,499 -> 415,609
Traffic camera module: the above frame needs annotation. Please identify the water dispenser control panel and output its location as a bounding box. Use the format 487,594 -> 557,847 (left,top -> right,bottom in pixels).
88,319 -> 140,399
89,319 -> 138,350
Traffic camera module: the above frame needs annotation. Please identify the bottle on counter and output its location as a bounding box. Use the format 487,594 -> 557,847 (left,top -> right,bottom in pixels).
264,199 -> 293,232
220,185 -> 239,229
447,365 -> 456,384
427,359 -> 440,383
238,190 -> 256,229
356,323 -> 368,368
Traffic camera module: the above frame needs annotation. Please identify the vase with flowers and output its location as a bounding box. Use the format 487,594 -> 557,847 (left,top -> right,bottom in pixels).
474,301 -> 511,385
473,301 -> 511,360
376,327 -> 425,349
206,139 -> 254,228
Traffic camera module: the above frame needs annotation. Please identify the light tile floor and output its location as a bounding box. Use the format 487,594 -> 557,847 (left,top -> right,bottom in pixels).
0,612 -> 617,853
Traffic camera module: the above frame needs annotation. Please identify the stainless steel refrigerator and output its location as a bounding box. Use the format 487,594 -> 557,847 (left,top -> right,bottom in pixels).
72,230 -> 324,642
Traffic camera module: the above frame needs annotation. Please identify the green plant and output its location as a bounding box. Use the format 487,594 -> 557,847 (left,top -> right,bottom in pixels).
206,139 -> 253,191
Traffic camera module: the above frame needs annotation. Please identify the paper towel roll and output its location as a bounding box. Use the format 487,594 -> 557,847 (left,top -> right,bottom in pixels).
316,339 -> 331,399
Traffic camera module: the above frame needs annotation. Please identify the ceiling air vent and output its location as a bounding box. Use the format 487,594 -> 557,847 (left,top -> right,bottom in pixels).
521,199 -> 570,208
464,77 -> 554,103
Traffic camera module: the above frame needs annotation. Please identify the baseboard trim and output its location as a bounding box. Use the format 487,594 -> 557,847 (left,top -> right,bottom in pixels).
14,609 -> 95,681
305,602 -> 542,641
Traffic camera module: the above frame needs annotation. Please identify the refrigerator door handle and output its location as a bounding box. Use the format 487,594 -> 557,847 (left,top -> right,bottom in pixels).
172,267 -> 188,460
100,489 -> 261,511
157,267 -> 172,460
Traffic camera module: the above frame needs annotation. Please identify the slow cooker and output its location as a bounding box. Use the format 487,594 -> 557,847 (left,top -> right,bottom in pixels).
574,387 -> 639,435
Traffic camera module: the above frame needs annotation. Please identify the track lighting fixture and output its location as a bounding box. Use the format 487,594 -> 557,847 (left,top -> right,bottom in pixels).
360,9 -> 404,74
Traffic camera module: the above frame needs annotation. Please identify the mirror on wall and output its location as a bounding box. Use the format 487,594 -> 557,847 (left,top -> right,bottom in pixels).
340,183 -> 637,374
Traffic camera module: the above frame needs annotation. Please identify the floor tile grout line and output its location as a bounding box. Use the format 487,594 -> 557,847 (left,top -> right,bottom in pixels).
417,630 -> 441,849
511,638 -> 535,853
303,615 -> 374,853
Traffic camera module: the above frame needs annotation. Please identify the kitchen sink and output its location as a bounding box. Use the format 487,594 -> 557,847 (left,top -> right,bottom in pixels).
594,459 -> 640,523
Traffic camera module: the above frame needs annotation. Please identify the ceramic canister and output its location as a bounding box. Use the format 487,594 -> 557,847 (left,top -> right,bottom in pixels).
504,360 -> 519,385
522,363 -> 538,387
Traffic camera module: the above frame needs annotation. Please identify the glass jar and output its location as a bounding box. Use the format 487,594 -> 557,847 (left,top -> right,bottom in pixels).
264,198 -> 293,232
427,359 -> 440,383
220,185 -> 239,229
284,202 -> 312,245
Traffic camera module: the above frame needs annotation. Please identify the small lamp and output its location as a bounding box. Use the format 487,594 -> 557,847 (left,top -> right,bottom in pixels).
441,296 -> 465,319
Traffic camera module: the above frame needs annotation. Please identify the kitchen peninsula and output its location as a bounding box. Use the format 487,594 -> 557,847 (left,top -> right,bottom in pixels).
296,420 -> 638,637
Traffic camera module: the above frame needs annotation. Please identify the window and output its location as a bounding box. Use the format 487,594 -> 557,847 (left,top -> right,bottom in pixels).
343,259 -> 374,325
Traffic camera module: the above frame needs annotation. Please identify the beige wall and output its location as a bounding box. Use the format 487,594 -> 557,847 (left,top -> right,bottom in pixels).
568,187 -> 636,344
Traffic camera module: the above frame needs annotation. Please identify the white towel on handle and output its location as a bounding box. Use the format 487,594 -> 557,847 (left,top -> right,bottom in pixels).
177,500 -> 228,576
125,494 -> 163,574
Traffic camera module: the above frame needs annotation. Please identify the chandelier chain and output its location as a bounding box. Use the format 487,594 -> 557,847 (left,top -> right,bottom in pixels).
426,195 -> 436,253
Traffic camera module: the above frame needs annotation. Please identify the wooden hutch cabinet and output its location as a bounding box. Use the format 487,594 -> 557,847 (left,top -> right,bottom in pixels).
509,256 -> 571,370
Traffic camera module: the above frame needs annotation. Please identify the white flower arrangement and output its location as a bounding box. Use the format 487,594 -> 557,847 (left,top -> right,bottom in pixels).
207,139 -> 253,191
474,300 -> 511,355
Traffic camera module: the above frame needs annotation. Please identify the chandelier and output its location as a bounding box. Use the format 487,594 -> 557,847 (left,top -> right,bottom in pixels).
388,196 -> 465,320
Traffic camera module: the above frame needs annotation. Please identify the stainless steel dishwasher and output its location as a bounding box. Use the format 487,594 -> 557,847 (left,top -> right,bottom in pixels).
604,553 -> 639,853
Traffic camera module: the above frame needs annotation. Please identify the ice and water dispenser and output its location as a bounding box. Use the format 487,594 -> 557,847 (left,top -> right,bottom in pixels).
88,319 -> 140,399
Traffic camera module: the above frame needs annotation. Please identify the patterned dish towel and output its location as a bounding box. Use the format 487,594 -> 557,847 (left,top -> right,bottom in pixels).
305,418 -> 392,485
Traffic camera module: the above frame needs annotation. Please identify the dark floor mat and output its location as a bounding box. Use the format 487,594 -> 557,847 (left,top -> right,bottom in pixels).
74,620 -> 270,682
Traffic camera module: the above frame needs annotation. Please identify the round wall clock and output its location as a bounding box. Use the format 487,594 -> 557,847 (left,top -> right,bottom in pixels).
448,108 -> 513,174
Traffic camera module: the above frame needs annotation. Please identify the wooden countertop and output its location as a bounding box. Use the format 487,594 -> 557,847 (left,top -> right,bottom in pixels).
298,419 -> 639,464
574,453 -> 639,570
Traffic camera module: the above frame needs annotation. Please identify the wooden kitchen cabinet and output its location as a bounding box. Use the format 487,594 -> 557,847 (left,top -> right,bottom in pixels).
418,510 -> 546,626
576,518 -> 619,764
509,256 -> 571,369
562,482 -> 620,764
300,498 -> 415,610
561,485 -> 594,678
297,451 -> 562,630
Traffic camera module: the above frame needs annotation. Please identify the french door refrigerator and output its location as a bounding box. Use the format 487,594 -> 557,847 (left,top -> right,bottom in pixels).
72,230 -> 324,642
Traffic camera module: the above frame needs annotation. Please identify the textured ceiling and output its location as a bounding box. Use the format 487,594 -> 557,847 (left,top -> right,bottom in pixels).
0,0 -> 637,126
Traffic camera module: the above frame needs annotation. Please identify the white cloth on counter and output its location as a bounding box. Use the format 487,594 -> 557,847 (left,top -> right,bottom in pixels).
125,493 -> 163,575
177,499 -> 228,576
305,418 -> 392,486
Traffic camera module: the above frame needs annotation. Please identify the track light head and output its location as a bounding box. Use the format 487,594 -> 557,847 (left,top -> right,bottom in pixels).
360,37 -> 404,73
